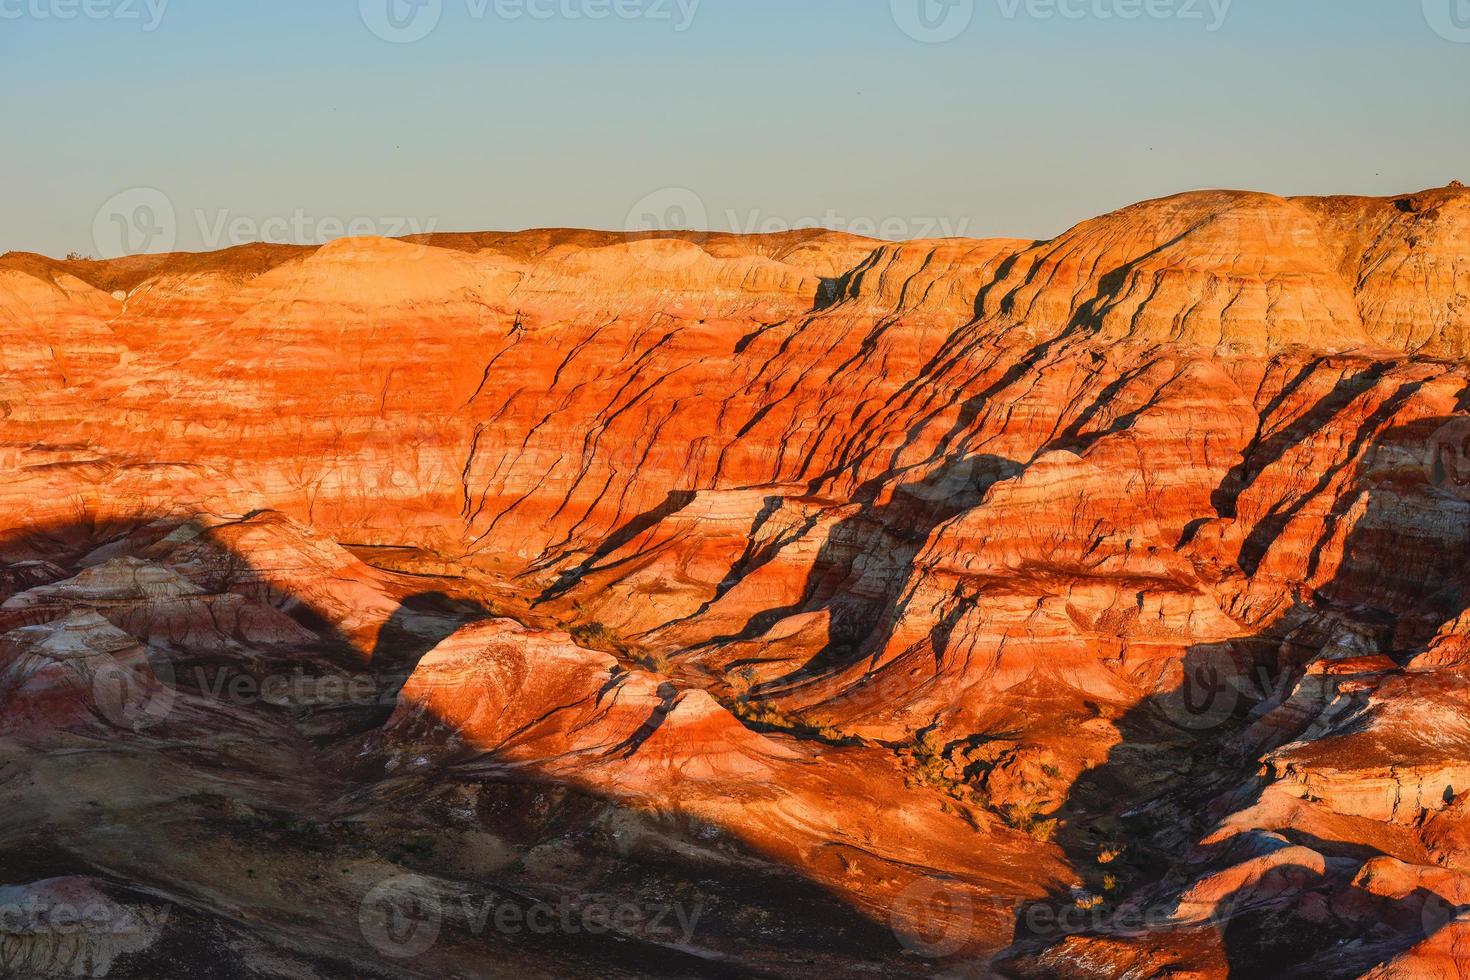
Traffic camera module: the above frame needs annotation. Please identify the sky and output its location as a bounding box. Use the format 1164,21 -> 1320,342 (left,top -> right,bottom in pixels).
2,0 -> 1468,258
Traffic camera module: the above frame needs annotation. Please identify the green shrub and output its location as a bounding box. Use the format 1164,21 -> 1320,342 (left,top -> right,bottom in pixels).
1003,801 -> 1057,841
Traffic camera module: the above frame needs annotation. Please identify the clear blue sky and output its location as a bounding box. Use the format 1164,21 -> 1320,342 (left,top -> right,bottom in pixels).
3,0 -> 1468,257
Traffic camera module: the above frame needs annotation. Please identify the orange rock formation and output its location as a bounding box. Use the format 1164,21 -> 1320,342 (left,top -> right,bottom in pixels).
2,185 -> 1470,977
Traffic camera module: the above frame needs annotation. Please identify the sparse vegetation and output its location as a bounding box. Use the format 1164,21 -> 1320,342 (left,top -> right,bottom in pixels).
729,665 -> 760,694
1002,801 -> 1058,842
728,696 -> 854,746
898,729 -> 996,813
637,651 -> 672,674
732,698 -> 794,729
570,622 -> 628,655
570,621 -> 676,674
909,729 -> 960,791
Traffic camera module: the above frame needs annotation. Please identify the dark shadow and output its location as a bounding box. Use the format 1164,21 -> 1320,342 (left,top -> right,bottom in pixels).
1211,358 -> 1386,520
698,454 -> 1021,683
0,511 -> 924,979
999,414 -> 1470,978
535,490 -> 697,603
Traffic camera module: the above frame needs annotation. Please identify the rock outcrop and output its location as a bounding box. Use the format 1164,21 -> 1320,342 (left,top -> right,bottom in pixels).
2,184 -> 1470,976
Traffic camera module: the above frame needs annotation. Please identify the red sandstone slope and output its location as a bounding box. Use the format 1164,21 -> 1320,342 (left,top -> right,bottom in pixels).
1,185 -> 1470,977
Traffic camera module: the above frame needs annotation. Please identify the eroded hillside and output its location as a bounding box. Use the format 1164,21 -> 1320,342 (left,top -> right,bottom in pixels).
3,185 -> 1470,977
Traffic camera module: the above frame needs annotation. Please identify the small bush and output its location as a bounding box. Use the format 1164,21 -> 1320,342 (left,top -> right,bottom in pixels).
1003,801 -> 1036,828
571,622 -> 627,655
729,666 -> 759,694
1029,818 -> 1058,843
733,699 -> 789,728
908,730 -> 960,788
999,801 -> 1059,842
638,651 -> 672,674
811,723 -> 843,742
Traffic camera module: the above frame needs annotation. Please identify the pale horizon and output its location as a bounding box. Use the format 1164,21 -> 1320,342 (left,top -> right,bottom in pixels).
4,0 -> 1468,258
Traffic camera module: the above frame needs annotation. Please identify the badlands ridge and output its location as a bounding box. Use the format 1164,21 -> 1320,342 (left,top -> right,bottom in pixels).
2,185 -> 1470,977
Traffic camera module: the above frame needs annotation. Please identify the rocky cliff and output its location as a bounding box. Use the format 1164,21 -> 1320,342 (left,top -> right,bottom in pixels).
2,185 -> 1470,977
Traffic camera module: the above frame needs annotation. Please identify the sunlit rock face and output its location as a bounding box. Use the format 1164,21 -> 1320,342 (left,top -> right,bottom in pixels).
2,185 -> 1470,977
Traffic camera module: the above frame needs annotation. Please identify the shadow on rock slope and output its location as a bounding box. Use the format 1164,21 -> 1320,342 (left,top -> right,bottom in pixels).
999,414 -> 1470,978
